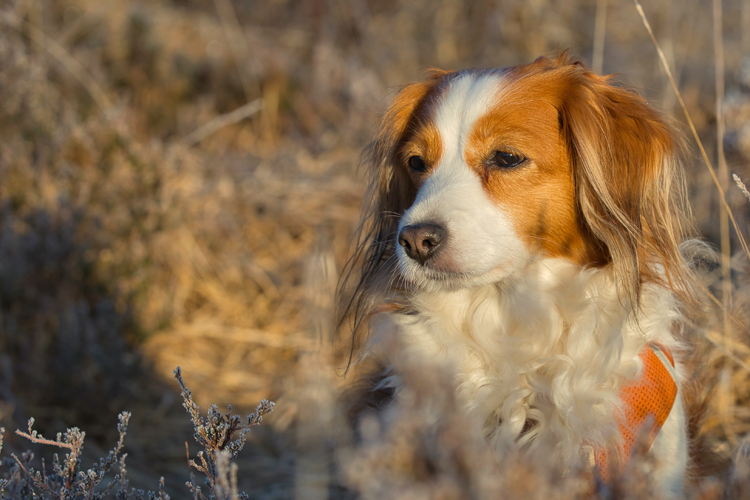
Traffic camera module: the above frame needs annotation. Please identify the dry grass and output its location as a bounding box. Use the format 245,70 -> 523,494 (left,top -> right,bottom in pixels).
0,0 -> 749,497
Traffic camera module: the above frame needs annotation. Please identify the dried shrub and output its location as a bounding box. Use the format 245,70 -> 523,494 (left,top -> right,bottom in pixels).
0,369 -> 273,500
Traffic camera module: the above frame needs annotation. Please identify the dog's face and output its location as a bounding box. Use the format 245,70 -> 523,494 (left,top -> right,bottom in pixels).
394,69 -> 597,289
341,54 -> 692,332
364,55 -> 689,298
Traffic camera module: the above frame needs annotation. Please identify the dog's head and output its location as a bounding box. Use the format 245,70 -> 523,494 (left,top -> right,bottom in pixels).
341,53 -> 692,340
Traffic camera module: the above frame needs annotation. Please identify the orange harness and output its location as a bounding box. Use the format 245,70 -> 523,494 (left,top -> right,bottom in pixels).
595,343 -> 678,480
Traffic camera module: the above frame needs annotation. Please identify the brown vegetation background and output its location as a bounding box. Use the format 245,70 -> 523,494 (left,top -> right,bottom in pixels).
1,0 -> 750,497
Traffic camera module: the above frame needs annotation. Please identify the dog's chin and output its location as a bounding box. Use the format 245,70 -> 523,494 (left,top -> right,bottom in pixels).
398,258 -> 513,292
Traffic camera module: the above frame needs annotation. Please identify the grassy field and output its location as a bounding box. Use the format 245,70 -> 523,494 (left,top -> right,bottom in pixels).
0,0 -> 749,497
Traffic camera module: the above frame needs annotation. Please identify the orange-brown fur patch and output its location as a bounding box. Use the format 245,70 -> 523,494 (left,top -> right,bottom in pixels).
464,72 -> 606,267
388,74 -> 457,188
398,122 -> 443,185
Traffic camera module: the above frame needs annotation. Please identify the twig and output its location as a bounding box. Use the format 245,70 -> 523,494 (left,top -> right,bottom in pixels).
714,0 -> 732,347
229,463 -> 239,500
174,367 -> 202,429
704,332 -> 750,376
15,427 -> 76,451
0,11 -> 114,117
57,0 -> 113,46
698,283 -> 750,376
13,431 -> 76,449
181,99 -> 263,147
734,174 -> 750,203
633,0 -> 750,263
10,455 -> 58,496
213,0 -> 260,102
592,0 -> 608,74
632,0 -> 750,384
174,366 -> 272,499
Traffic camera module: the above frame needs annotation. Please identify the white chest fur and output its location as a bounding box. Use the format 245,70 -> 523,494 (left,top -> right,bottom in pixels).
371,259 -> 684,469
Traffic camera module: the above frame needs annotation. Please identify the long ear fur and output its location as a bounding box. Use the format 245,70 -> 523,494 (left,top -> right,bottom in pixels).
556,55 -> 695,306
337,73 -> 447,363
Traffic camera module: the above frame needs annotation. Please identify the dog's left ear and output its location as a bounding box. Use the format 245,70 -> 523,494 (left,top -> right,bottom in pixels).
559,63 -> 692,305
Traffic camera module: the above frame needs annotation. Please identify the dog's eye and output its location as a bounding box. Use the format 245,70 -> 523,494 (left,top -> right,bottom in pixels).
489,151 -> 526,168
408,156 -> 428,172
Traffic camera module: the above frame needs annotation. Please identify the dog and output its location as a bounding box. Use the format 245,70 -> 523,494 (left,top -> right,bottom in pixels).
340,53 -> 697,495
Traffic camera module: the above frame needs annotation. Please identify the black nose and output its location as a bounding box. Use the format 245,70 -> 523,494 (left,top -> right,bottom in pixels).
398,223 -> 447,264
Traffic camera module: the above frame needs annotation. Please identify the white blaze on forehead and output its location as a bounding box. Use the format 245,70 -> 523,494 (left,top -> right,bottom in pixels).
434,71 -> 508,165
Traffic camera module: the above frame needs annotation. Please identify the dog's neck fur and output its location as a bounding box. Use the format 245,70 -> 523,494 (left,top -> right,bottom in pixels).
370,258 -> 683,463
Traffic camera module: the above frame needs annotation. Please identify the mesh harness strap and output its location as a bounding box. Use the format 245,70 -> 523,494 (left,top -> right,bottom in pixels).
595,342 -> 678,480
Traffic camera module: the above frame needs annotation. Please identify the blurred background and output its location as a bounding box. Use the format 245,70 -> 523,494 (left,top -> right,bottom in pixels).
0,0 -> 749,497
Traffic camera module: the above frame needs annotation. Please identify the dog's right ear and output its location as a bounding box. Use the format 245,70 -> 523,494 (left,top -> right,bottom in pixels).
371,69 -> 450,230
373,70 -> 449,168
337,73 -> 447,363
371,79 -> 437,219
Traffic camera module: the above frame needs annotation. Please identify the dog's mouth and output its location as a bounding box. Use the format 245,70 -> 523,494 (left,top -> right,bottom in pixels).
396,253 -> 511,291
